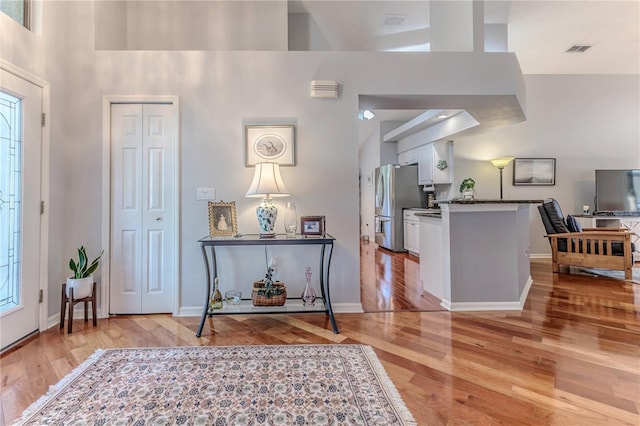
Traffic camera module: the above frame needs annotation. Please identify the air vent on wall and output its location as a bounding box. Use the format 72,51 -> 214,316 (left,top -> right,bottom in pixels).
310,80 -> 340,98
566,44 -> 592,53
383,14 -> 406,26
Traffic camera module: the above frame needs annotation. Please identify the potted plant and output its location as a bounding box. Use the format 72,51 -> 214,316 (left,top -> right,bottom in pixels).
251,266 -> 287,306
67,246 -> 102,299
459,177 -> 476,200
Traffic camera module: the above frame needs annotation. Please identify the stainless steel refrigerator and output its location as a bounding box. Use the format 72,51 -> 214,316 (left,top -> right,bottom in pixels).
374,164 -> 422,251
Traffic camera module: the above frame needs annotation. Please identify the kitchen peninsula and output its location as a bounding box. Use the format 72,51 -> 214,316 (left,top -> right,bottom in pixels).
416,200 -> 542,311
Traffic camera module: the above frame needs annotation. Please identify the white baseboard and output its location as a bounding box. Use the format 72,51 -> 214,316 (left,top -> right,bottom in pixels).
441,276 -> 533,312
48,308 -> 106,330
530,253 -> 552,259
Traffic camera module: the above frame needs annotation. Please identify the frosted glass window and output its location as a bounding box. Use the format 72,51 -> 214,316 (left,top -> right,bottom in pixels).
1,0 -> 29,29
0,91 -> 22,313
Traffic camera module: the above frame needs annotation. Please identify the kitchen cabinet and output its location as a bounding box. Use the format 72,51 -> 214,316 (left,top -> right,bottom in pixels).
403,210 -> 420,255
397,148 -> 418,165
418,141 -> 452,185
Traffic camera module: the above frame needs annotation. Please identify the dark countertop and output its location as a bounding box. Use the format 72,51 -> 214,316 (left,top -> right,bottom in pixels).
439,199 -> 544,204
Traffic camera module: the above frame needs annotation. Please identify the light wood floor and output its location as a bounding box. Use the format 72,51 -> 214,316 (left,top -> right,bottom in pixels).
1,248 -> 639,425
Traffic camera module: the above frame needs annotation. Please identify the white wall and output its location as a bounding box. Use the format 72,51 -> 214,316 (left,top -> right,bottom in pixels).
358,127 -> 380,240
9,0 -> 633,319
453,75 -> 640,255
95,0 -> 288,50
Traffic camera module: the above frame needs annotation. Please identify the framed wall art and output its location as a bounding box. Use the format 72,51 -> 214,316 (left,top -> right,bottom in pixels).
513,158 -> 556,186
245,125 -> 295,167
208,201 -> 238,237
301,216 -> 325,236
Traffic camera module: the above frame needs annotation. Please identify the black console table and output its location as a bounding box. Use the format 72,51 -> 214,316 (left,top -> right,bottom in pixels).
196,233 -> 338,337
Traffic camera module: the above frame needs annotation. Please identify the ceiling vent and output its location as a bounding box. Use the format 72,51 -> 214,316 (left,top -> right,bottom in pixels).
310,80 -> 340,98
565,44 -> 592,53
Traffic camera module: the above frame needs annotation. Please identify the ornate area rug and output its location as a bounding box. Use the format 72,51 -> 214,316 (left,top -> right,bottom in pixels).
13,345 -> 416,425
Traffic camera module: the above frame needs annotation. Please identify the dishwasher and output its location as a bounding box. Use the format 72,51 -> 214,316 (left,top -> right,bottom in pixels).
403,209 -> 420,256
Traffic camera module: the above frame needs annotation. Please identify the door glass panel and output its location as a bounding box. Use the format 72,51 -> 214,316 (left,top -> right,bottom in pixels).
0,91 -> 22,314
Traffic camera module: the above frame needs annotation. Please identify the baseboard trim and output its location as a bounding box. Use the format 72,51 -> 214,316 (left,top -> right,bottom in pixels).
441,276 -> 533,312
48,308 -> 106,330
530,253 -> 552,259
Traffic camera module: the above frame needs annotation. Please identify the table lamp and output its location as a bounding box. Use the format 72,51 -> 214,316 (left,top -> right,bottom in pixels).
245,162 -> 289,237
489,157 -> 514,200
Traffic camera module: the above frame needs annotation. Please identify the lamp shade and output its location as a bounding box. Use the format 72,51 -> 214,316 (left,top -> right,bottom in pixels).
490,157 -> 515,169
245,162 -> 289,198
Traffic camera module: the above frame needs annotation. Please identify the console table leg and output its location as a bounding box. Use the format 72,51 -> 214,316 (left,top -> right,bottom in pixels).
196,244 -> 212,337
321,243 -> 339,334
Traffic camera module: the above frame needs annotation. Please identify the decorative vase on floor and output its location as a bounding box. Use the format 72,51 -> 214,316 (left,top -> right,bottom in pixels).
301,266 -> 317,307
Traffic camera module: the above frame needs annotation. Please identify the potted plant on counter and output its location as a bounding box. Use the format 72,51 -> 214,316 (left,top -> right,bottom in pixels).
459,177 -> 476,200
67,246 -> 102,299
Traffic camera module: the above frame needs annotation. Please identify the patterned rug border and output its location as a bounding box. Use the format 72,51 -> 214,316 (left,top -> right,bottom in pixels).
13,344 -> 417,426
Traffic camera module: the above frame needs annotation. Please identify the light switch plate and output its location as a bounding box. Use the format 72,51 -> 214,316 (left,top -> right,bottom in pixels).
197,187 -> 215,201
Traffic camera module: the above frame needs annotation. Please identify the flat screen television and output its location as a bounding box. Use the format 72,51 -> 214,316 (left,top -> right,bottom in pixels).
595,169 -> 640,215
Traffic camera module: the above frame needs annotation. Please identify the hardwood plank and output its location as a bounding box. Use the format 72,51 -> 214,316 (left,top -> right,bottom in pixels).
1,253 -> 639,425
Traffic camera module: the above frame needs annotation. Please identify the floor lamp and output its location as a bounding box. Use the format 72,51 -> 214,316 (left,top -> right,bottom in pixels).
489,157 -> 514,200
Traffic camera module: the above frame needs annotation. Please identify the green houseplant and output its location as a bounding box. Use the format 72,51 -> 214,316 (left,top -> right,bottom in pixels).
67,246 -> 102,299
459,177 -> 476,200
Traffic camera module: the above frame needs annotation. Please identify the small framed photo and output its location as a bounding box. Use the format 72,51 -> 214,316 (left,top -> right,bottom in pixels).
245,125 -> 295,167
513,158 -> 556,186
208,201 -> 238,237
301,216 -> 325,236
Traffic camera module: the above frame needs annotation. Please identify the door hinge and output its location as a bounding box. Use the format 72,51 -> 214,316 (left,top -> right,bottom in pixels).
40,200 -> 45,214
41,112 -> 46,127
39,289 -> 43,303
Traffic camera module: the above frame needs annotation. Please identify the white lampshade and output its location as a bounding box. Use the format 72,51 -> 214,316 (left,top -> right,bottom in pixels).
245,163 -> 289,198
490,157 -> 515,169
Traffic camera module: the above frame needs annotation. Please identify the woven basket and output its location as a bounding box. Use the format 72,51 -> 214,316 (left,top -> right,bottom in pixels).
251,281 -> 287,306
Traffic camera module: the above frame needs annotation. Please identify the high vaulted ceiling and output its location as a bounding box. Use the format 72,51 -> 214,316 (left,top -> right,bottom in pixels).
291,0 -> 639,75
331,0 -> 639,146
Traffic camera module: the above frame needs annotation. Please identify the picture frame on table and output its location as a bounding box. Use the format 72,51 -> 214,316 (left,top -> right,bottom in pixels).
513,158 -> 556,186
300,216 -> 325,236
208,201 -> 238,237
245,125 -> 295,167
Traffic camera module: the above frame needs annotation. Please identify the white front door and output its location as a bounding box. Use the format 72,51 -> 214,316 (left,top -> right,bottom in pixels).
110,104 -> 175,314
0,69 -> 43,350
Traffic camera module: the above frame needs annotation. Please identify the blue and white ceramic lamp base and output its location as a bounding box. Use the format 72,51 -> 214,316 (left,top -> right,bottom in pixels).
257,199 -> 278,238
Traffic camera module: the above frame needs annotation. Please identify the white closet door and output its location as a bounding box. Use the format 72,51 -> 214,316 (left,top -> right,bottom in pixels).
110,104 -> 175,314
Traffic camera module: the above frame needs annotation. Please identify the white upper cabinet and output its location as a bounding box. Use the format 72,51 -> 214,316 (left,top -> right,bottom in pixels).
418,141 -> 452,185
397,148 -> 418,165
417,144 -> 434,184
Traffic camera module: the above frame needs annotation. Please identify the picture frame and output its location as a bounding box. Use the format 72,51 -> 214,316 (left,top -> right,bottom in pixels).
208,201 -> 238,237
245,125 -> 295,167
513,158 -> 556,186
300,215 -> 325,236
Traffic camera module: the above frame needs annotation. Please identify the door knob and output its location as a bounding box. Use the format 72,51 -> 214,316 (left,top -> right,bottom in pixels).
155,217 -> 162,221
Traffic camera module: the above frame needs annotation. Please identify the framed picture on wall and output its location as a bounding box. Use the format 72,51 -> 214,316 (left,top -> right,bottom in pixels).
513,158 -> 556,186
245,125 -> 295,167
208,201 -> 238,237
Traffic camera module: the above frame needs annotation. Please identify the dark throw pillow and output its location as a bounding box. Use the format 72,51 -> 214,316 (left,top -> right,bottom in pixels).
566,215 -> 583,233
